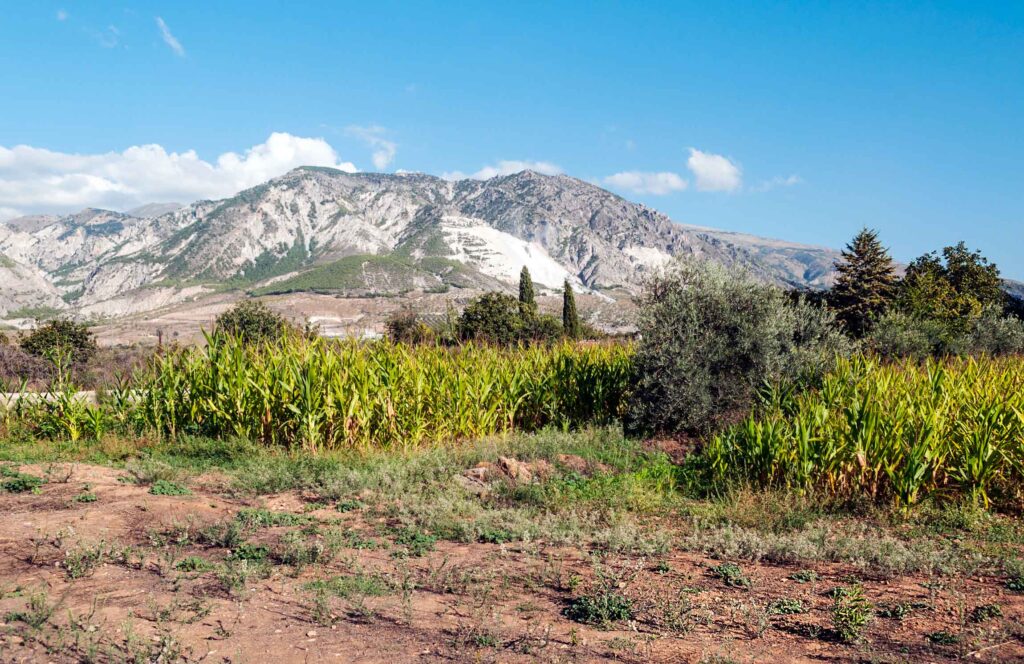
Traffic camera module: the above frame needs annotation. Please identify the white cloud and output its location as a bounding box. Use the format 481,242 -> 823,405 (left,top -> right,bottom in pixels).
686,148 -> 742,192
56,9 -> 68,21
603,171 -> 688,195
752,174 -> 803,192
442,160 -> 562,181
156,17 -> 185,57
0,132 -> 357,220
344,125 -> 397,170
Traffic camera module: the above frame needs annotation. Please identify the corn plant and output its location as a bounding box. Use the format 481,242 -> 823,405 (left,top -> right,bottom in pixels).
686,355 -> 1024,511
121,335 -> 633,451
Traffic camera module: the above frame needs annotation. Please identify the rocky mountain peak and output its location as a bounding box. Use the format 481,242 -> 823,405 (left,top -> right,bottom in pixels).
0,168 -> 841,319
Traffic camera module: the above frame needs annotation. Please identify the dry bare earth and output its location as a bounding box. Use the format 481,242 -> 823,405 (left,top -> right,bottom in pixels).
1,464 -> 1022,663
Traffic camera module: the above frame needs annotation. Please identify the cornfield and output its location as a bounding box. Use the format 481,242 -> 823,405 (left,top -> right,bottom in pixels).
688,355 -> 1024,509
116,335 -> 634,451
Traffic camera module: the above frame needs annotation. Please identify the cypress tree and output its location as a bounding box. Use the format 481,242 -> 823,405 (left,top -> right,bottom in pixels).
562,279 -> 581,339
829,228 -> 898,337
518,266 -> 537,318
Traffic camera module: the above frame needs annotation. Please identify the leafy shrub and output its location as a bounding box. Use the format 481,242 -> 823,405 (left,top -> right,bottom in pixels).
868,308 -> 1024,358
385,309 -> 434,344
458,292 -> 523,345
20,319 -> 96,363
522,314 -> 564,343
626,261 -> 850,436
966,310 -> 1024,355
214,300 -> 290,344
866,310 -> 957,359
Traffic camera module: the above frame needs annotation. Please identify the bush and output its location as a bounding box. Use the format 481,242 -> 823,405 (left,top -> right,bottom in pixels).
0,345 -> 52,387
214,300 -> 290,344
522,314 -> 564,343
626,261 -> 850,436
458,292 -> 523,345
868,308 -> 1024,359
19,319 -> 96,363
385,309 -> 434,345
865,310 -> 955,359
967,310 -> 1024,355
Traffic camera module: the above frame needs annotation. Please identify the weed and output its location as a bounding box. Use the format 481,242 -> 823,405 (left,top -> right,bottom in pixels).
926,631 -> 959,645
149,479 -> 191,496
63,542 -> 106,579
767,598 -> 804,615
73,492 -> 98,503
304,574 -> 393,598
275,531 -> 329,567
216,558 -> 271,594
197,520 -> 246,549
4,591 -> 57,629
325,528 -> 380,551
788,569 -> 818,583
229,542 -> 269,562
970,603 -> 1002,623
336,499 -> 365,512
478,528 -> 517,544
174,556 -> 212,572
830,584 -> 872,643
392,527 -> 437,558
876,602 -> 913,620
710,563 -> 751,588
235,507 -> 309,529
564,589 -> 634,626
1,466 -> 44,493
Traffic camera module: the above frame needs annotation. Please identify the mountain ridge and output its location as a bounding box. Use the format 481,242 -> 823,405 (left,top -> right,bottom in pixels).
0,168 -> 841,319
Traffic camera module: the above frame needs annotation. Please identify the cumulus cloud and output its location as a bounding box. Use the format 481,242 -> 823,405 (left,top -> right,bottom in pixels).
345,125 -> 397,170
156,17 -> 185,57
686,148 -> 742,192
603,171 -> 688,195
751,174 -> 803,192
0,132 -> 357,220
442,160 -> 562,181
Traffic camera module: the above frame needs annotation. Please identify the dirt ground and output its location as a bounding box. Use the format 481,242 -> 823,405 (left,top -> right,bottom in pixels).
1,464 -> 1022,663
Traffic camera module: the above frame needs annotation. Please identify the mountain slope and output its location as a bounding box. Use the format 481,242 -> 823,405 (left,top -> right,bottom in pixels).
0,168 -> 841,318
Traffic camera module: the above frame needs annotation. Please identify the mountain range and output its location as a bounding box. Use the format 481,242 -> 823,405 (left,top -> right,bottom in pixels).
0,168 -> 841,320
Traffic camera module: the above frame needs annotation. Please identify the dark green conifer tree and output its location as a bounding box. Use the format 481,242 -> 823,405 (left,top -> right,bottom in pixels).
829,228 -> 898,337
518,266 -> 537,319
562,279 -> 581,339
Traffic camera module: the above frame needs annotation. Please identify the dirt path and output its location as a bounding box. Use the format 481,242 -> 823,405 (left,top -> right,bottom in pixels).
0,463 -> 1021,663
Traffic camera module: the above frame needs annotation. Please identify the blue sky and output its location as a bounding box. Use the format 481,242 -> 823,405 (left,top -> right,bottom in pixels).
1,2 -> 1021,276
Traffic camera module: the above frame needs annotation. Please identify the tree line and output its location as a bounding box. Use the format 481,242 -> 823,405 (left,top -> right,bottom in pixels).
828,229 -> 1022,357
